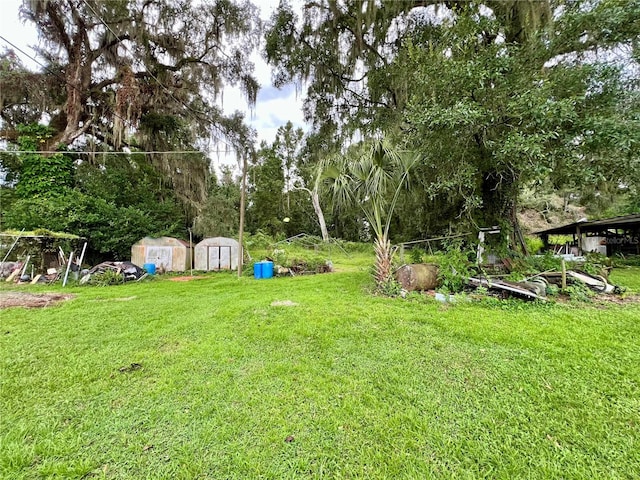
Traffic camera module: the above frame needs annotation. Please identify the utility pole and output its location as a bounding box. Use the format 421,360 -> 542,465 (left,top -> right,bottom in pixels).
238,153 -> 248,278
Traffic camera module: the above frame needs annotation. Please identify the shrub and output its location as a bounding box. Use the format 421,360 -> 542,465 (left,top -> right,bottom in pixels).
436,242 -> 476,293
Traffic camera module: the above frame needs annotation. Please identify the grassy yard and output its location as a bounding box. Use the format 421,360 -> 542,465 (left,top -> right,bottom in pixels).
1,255 -> 639,479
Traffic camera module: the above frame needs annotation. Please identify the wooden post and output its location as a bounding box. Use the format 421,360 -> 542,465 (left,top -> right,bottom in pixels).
238,153 -> 248,278
189,229 -> 193,277
561,259 -> 567,290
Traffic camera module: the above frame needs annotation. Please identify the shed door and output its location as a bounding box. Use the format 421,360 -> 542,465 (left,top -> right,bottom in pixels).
219,246 -> 231,269
208,246 -> 219,270
145,246 -> 173,269
208,246 -> 232,270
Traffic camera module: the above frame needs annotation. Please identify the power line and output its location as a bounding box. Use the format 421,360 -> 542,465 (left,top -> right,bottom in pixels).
0,34 -> 239,160
0,150 -> 237,155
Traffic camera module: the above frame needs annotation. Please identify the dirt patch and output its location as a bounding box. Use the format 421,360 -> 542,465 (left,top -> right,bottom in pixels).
168,276 -> 207,282
0,291 -> 75,309
271,300 -> 299,307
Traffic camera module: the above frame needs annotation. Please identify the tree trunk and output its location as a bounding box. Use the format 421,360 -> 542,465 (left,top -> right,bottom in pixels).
509,202 -> 529,255
373,235 -> 394,288
310,188 -> 329,242
480,170 -> 527,252
294,186 -> 330,242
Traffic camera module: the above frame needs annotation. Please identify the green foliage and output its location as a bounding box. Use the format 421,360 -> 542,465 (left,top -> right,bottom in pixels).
522,252 -> 564,274
270,248 -> 288,267
612,254 -> 640,267
563,282 -> 595,303
82,269 -> 125,287
12,125 -> 74,198
4,191 -> 183,261
546,283 -> 560,297
582,253 -> 612,278
377,278 -> 404,297
193,167 -> 240,238
244,230 -> 275,250
2,148 -> 188,261
266,245 -> 330,274
266,1 -> 640,239
525,236 -> 545,255
247,143 -> 286,237
408,247 -> 425,264
436,242 -> 476,293
322,137 -> 418,288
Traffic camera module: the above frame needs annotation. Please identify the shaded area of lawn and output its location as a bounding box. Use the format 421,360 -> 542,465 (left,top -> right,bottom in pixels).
1,266 -> 639,478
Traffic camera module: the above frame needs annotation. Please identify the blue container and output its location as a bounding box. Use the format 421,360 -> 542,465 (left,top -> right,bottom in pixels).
261,261 -> 274,279
143,263 -> 156,275
253,261 -> 264,279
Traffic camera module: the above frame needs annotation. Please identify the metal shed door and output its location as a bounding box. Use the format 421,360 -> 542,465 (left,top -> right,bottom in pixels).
208,246 -> 232,270
219,246 -> 231,269
145,246 -> 173,269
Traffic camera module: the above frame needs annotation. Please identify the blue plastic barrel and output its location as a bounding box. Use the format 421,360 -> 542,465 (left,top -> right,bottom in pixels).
143,263 -> 156,275
261,261 -> 274,279
253,261 -> 263,279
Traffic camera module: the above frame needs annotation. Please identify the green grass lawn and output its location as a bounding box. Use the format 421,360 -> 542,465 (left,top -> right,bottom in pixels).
1,256 -> 639,479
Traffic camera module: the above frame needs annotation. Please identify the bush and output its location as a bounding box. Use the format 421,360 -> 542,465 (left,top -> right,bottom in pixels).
244,230 -> 275,250
408,247 -> 425,264
525,236 -> 545,255
82,269 -> 125,286
436,242 -> 476,293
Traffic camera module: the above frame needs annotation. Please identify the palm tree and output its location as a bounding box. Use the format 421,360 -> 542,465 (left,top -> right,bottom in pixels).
323,138 -> 418,289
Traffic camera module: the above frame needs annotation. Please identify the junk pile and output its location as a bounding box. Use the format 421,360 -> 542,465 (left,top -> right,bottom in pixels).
274,258 -> 334,276
80,262 -> 147,284
1,259 -> 60,285
467,269 -> 622,301
2,235 -> 149,286
395,263 -> 623,302
467,276 -> 548,301
1,242 -> 87,285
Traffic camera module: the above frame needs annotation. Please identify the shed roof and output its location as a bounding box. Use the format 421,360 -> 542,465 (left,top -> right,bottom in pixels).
535,213 -> 640,235
134,236 -> 191,247
195,237 -> 239,246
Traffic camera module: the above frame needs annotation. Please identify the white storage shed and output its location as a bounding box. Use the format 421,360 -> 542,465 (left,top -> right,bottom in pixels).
194,237 -> 239,271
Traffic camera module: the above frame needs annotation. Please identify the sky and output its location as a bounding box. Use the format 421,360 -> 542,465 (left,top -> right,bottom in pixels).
0,0 -> 306,167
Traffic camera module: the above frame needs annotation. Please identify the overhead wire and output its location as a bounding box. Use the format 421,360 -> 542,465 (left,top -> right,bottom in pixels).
0,34 -> 240,162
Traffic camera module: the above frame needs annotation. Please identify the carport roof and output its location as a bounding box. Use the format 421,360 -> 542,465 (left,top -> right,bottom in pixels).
535,213 -> 640,235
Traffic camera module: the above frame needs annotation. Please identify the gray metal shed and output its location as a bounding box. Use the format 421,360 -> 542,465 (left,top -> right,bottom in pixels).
194,237 -> 239,271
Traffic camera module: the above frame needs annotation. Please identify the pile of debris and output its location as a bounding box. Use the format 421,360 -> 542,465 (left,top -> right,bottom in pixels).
275,258 -> 333,276
1,261 -> 59,284
467,269 -> 622,301
394,262 -> 623,302
80,261 -> 147,284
